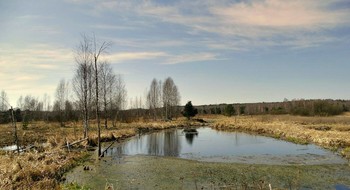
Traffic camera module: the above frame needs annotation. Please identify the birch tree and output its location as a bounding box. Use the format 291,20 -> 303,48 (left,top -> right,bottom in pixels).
147,79 -> 162,120
162,77 -> 180,120
99,61 -> 114,129
92,35 -> 111,157
111,74 -> 127,126
54,79 -> 69,127
73,34 -> 93,138
0,90 -> 8,111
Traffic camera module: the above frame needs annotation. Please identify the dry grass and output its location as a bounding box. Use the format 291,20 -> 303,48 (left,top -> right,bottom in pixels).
209,114 -> 350,150
2,114 -> 349,189
0,118 -> 203,189
0,142 -> 86,189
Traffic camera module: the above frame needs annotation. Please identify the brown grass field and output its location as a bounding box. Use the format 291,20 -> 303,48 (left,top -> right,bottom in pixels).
0,118 -> 203,189
209,114 -> 350,158
0,114 -> 349,189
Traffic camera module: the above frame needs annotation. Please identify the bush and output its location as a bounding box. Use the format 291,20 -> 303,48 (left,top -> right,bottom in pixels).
291,107 -> 312,116
270,107 -> 286,115
239,106 -> 246,115
313,101 -> 343,116
291,100 -> 344,116
224,104 -> 235,117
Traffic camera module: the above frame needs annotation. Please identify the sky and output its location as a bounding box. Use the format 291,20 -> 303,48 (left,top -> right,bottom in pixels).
1,0 -> 350,107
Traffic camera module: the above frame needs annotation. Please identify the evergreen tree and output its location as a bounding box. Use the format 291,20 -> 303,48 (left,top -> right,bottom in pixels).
239,106 -> 246,115
224,104 -> 235,117
182,101 -> 198,120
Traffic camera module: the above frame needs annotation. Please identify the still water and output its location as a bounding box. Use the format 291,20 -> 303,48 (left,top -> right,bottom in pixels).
104,127 -> 346,164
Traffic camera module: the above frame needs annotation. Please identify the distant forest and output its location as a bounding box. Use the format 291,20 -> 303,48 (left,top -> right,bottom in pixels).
196,99 -> 350,117
0,99 -> 349,125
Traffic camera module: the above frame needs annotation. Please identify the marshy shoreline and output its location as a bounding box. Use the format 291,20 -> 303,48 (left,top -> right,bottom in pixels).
1,114 -> 350,189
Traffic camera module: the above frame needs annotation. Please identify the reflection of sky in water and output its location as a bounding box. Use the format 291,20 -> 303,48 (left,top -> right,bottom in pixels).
106,127 -> 332,158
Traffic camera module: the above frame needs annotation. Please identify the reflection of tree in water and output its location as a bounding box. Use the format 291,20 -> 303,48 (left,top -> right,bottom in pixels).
147,130 -> 181,156
107,145 -> 124,163
148,133 -> 163,156
185,133 -> 198,145
164,130 -> 180,156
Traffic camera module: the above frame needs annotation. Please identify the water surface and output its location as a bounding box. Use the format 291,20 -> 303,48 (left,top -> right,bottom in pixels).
104,127 -> 346,165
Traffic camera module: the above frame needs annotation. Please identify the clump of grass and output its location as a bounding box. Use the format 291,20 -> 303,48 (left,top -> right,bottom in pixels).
285,136 -> 309,145
341,147 -> 350,160
62,182 -> 90,190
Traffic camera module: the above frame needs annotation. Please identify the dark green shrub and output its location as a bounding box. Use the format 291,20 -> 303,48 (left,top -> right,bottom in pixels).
224,104 -> 236,117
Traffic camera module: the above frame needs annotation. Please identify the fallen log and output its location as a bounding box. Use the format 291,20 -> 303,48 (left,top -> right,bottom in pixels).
69,138 -> 88,146
100,140 -> 117,158
62,138 -> 88,149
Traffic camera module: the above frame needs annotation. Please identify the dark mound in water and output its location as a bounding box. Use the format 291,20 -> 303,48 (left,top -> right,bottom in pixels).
183,128 -> 198,133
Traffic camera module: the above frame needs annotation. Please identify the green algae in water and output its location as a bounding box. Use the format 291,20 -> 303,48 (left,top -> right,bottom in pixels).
64,156 -> 350,189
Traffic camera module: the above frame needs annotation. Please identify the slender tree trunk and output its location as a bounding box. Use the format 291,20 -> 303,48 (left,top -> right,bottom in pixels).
104,88 -> 108,129
11,107 -> 19,153
83,68 -> 89,138
95,58 -> 101,157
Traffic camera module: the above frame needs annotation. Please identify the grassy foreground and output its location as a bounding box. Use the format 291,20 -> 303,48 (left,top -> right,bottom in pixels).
1,114 -> 350,189
0,119 -> 203,189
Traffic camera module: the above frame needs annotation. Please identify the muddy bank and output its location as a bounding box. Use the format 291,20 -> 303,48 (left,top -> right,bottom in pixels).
64,155 -> 350,189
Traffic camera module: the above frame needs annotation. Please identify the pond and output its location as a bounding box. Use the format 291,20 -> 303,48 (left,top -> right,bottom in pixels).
64,127 -> 350,189
104,127 -> 346,165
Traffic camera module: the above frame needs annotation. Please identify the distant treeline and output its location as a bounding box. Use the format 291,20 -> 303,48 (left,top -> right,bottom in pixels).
0,107 -> 182,125
0,99 -> 348,125
195,99 -> 350,117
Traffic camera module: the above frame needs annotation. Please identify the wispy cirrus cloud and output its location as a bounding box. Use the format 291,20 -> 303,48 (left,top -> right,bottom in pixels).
0,43 -> 73,99
79,0 -> 350,49
0,44 -> 73,71
106,52 -> 167,63
163,53 -> 218,65
211,0 -> 349,29
105,51 -> 218,65
108,38 -> 188,48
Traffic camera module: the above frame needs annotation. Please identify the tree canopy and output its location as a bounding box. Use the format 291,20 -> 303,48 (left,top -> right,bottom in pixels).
182,101 -> 198,120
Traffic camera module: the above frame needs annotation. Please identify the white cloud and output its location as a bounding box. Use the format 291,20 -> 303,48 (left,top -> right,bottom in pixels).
108,38 -> 188,48
105,51 -> 218,65
106,52 -> 167,63
81,0 -> 350,49
163,53 -> 218,65
0,44 -> 72,70
0,44 -> 74,105
211,0 -> 348,29
90,24 -> 136,30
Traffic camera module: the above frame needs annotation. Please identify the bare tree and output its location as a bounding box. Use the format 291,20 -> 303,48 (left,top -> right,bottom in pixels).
0,92 -> 19,153
99,61 -> 115,129
22,95 -> 43,112
92,34 -> 111,157
42,93 -> 51,121
0,90 -> 9,111
73,33 -> 111,157
73,34 -> 93,138
17,95 -> 24,110
111,74 -> 127,126
54,79 -> 69,127
162,77 -> 180,120
147,79 -> 162,120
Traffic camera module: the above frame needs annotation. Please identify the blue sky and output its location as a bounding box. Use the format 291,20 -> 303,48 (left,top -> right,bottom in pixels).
1,0 -> 350,106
